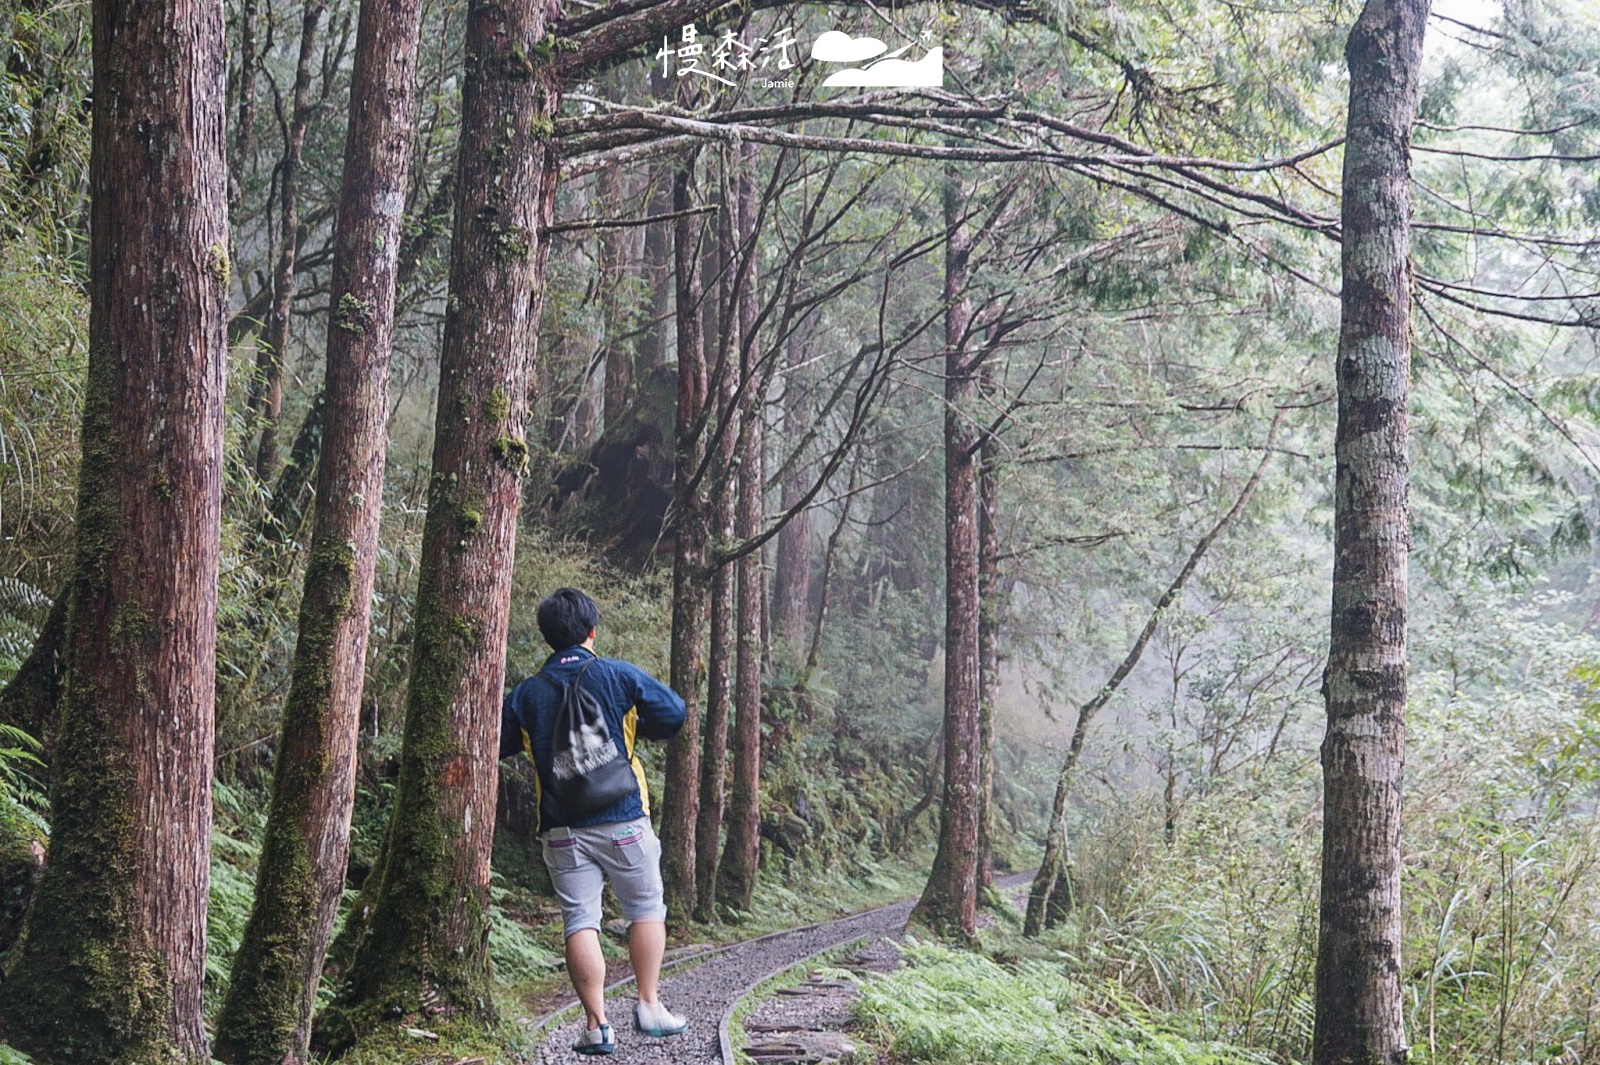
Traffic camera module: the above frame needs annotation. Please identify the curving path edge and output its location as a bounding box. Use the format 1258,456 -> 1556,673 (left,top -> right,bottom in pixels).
527,872 -> 1034,1064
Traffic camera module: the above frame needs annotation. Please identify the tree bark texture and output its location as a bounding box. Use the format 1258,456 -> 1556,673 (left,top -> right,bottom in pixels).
976,425 -> 1002,890
213,0 -> 426,1056
720,150 -> 765,914
694,175 -> 740,923
1313,1 -> 1427,1062
911,171 -> 980,940
248,0 -> 323,482
660,159 -> 709,920
693,445 -> 735,923
0,0 -> 228,1056
322,0 -> 556,1041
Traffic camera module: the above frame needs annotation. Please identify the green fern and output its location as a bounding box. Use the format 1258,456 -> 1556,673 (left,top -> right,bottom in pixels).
857,941 -> 1279,1065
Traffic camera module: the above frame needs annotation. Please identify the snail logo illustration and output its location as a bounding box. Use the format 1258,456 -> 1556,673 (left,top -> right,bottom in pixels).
811,29 -> 943,88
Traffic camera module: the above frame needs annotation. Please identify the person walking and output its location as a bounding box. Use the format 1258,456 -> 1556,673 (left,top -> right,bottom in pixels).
501,587 -> 690,1055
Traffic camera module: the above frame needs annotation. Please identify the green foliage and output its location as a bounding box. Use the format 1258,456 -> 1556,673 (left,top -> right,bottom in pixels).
485,880 -> 561,980
207,779 -> 269,1007
0,578 -> 48,687
1028,582 -> 1600,1063
0,722 -> 45,834
856,940 -> 1275,1065
0,247 -> 85,593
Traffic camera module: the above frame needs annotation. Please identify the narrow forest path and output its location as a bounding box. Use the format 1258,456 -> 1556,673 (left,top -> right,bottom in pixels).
527,872 -> 1033,1064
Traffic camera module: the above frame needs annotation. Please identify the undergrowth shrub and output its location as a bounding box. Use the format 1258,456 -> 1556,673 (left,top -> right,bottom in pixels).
1052,587 -> 1600,1063
856,940 -> 1275,1065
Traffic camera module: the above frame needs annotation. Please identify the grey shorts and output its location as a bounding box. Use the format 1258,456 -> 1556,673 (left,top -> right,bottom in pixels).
541,816 -> 668,939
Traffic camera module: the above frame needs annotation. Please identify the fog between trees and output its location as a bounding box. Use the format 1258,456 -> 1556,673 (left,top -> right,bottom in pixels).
2,0 -> 1600,1062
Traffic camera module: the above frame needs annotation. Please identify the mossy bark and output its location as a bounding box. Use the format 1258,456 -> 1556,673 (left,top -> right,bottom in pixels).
0,0 -> 227,1057
1313,1 -> 1426,1061
0,800 -> 43,957
213,0 -> 426,1058
319,0 -> 556,1047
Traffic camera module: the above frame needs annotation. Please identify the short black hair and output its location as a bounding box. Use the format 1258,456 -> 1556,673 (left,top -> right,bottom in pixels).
537,588 -> 600,650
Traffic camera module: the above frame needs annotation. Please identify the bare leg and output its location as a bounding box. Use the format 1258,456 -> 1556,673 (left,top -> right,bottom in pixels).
566,928 -> 609,1030
629,919 -> 667,1006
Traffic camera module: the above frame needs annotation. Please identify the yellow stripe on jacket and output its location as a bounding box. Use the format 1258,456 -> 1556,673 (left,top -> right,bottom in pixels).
623,706 -> 649,814
522,726 -> 545,832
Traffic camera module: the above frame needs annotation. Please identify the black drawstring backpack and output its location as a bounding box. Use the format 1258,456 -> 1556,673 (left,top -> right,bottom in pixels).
541,659 -> 637,822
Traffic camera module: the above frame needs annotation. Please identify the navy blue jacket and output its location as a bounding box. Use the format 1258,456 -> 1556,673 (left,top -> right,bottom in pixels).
500,645 -> 686,831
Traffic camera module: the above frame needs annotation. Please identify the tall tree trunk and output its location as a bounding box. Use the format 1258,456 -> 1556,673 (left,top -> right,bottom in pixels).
598,157 -> 634,424
660,159 -> 709,920
694,168 -> 739,924
213,0 -> 425,1056
1024,423 -> 1279,937
719,150 -> 765,914
634,104 -> 676,376
1313,1 -> 1427,1061
976,424 -> 1002,890
0,0 -> 227,1055
248,1 -> 323,482
770,346 -> 812,673
911,170 -> 980,940
320,0 -> 556,1042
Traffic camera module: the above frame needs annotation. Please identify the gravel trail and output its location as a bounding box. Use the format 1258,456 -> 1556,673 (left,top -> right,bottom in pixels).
529,873 -> 1034,1064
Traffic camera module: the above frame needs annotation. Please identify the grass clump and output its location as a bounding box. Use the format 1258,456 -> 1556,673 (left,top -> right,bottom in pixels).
856,941 -> 1275,1065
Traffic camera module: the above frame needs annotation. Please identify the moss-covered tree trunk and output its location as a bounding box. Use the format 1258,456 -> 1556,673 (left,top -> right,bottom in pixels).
0,0 -> 227,1055
318,0 -> 556,1045
1313,0 -> 1427,1061
213,0 -> 426,1057
720,153 -> 765,914
911,169 -> 980,940
660,159 -> 710,920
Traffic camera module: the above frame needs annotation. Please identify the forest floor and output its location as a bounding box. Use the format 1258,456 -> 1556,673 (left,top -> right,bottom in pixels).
526,873 -> 1034,1064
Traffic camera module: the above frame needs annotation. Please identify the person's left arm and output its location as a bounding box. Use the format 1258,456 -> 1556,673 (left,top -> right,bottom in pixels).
619,663 -> 686,740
